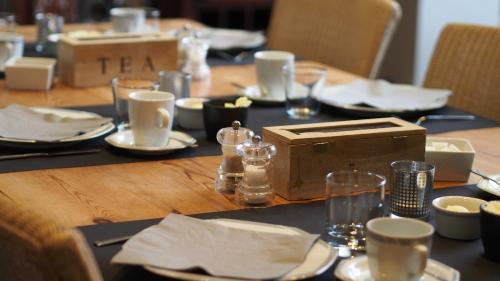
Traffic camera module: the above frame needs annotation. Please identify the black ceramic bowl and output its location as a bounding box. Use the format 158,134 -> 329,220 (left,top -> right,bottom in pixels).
480,201 -> 500,262
202,98 -> 249,141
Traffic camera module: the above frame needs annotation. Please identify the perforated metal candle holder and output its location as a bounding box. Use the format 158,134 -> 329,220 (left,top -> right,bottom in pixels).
389,160 -> 435,219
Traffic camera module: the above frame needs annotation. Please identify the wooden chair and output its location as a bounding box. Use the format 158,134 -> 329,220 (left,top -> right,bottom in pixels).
266,0 -> 401,78
424,24 -> 500,121
0,197 -> 103,281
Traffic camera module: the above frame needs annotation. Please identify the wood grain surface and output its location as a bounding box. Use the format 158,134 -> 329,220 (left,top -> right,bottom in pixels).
0,20 -> 498,228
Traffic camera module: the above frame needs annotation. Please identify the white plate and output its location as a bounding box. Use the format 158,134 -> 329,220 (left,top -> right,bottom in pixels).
335,255 -> 460,281
238,85 -> 286,104
144,219 -> 336,281
317,84 -> 448,117
105,130 -> 197,155
477,174 -> 500,197
0,107 -> 115,149
166,28 -> 265,50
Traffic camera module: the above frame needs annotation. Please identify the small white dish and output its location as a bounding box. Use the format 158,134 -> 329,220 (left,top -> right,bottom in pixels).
335,255 -> 460,281
144,219 -> 336,281
175,98 -> 207,129
432,196 -> 486,240
425,137 -> 475,182
477,174 -> 500,197
105,130 -> 197,155
5,57 -> 56,90
238,85 -> 286,104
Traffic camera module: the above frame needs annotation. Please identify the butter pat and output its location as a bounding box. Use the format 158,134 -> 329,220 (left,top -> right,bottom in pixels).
426,141 -> 461,152
446,205 -> 470,212
484,201 -> 500,215
224,97 -> 252,108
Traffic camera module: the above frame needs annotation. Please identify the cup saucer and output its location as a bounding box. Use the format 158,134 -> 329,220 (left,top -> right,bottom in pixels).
334,255 -> 460,281
238,85 -> 286,105
105,130 -> 197,155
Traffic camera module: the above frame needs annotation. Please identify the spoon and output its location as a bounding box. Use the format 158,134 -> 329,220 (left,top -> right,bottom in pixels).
415,115 -> 476,126
471,169 -> 500,188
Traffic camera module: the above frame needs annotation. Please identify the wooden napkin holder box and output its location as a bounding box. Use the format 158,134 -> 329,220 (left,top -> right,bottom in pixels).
57,33 -> 178,87
262,118 -> 426,200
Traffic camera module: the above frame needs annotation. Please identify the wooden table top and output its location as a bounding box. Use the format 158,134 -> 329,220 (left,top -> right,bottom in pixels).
1,20 -> 499,228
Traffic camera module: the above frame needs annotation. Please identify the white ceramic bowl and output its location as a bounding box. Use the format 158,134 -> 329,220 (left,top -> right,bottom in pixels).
175,98 -> 207,129
432,196 -> 486,240
5,57 -> 56,90
425,137 -> 475,182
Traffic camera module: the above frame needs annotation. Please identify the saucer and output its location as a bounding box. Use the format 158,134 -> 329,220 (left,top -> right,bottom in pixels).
237,85 -> 286,105
105,130 -> 197,155
334,255 -> 460,281
477,174 -> 500,197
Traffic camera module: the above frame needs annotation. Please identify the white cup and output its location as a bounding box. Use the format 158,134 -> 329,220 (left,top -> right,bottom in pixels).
0,32 -> 23,70
110,8 -> 145,33
366,217 -> 434,281
128,91 -> 174,147
254,50 -> 294,100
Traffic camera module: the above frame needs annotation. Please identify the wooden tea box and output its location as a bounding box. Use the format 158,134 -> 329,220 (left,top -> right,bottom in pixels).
58,33 -> 177,87
262,117 -> 426,200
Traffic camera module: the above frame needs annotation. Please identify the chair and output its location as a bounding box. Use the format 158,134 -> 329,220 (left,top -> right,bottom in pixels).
0,197 -> 103,281
424,24 -> 500,121
266,0 -> 401,78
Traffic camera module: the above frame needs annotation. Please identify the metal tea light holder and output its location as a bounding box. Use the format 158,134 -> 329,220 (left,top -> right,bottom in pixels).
235,135 -> 276,206
215,121 -> 254,193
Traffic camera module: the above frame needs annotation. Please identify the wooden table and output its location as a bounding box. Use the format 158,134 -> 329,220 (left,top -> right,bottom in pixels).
1,20 -> 499,228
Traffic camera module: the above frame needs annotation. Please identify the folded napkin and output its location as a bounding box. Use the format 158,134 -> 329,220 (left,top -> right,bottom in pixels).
0,104 -> 112,141
112,214 -> 319,280
317,79 -> 452,111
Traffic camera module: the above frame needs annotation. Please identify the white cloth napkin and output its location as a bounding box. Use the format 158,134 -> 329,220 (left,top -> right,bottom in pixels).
111,214 -> 319,280
317,79 -> 452,111
0,104 -> 112,141
199,28 -> 266,50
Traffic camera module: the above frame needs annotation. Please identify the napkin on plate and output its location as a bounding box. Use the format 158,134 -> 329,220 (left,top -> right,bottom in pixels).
317,79 -> 452,111
0,104 -> 112,141
111,214 -> 319,280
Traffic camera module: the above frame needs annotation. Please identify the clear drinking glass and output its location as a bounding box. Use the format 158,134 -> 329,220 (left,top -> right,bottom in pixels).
325,170 -> 386,256
282,64 -> 327,119
0,12 -> 16,33
143,7 -> 160,32
111,78 -> 159,131
390,160 -> 435,220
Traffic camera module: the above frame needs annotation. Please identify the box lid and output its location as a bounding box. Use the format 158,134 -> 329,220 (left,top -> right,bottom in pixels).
263,117 -> 425,145
59,33 -> 176,46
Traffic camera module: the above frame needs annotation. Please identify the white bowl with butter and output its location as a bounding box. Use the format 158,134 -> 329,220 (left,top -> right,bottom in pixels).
432,196 -> 486,240
175,98 -> 208,129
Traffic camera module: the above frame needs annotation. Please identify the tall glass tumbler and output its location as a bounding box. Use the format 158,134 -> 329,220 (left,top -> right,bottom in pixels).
325,170 -> 386,254
282,64 -> 326,119
111,78 -> 159,131
0,12 -> 16,32
390,160 -> 435,220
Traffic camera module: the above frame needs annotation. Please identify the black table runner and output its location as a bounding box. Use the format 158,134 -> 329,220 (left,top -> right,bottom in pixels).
0,104 -> 497,174
79,184 -> 500,281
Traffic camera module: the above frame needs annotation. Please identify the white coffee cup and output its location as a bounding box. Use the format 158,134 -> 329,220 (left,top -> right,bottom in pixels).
366,217 -> 434,281
255,50 -> 294,100
110,8 -> 145,33
128,91 -> 174,147
0,32 -> 23,70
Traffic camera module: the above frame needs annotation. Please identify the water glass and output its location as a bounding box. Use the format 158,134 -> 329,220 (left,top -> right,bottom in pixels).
390,160 -> 435,220
325,170 -> 386,255
282,64 -> 327,119
0,12 -> 16,32
159,71 -> 191,100
35,13 -> 64,54
143,7 -> 160,32
111,78 -> 159,131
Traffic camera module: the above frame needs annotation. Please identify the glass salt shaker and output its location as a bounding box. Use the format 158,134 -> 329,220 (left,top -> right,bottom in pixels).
235,135 -> 277,206
215,121 -> 254,193
181,37 -> 211,80
176,24 -> 196,68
